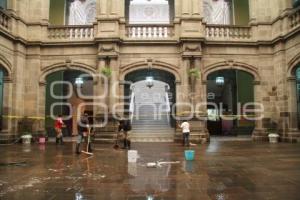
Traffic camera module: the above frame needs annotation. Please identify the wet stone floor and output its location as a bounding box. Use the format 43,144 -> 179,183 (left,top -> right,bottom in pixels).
0,141 -> 300,200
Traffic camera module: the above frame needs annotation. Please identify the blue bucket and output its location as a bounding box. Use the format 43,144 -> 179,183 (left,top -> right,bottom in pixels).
184,150 -> 195,161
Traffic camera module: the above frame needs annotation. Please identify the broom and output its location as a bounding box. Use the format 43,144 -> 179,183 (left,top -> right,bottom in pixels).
81,127 -> 93,155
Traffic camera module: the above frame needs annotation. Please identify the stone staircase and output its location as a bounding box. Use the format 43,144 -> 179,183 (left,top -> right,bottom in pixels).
129,103 -> 174,142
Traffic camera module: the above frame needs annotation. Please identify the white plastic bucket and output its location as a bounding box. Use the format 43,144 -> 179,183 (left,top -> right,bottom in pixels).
128,150 -> 138,163
269,134 -> 279,143
21,135 -> 32,144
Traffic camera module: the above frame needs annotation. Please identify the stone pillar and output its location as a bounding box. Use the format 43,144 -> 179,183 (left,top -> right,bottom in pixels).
192,0 -> 201,16
109,58 -> 119,114
193,58 -> 202,106
248,0 -> 257,23
181,0 -> 192,16
252,81 -> 268,141
7,0 -> 17,14
283,77 -> 300,142
176,58 -> 190,115
37,82 -> 46,133
94,58 -> 107,115
99,0 -> 108,16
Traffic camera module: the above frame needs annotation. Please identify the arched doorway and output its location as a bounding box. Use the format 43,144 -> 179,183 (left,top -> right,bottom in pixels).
295,66 -> 300,129
0,66 -> 8,131
45,69 -> 93,137
206,69 -> 255,136
124,68 -> 176,141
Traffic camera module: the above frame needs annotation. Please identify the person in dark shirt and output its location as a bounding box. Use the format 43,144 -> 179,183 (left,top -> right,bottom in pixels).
118,119 -> 131,149
76,112 -> 92,154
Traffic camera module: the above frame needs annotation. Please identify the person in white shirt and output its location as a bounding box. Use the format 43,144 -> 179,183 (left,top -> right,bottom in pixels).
178,120 -> 190,147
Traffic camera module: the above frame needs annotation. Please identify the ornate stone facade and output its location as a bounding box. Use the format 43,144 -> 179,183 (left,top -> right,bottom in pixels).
0,0 -> 299,143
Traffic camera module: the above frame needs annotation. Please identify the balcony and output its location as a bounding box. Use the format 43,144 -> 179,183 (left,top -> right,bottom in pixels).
0,9 -> 10,32
126,24 -> 174,40
205,25 -> 252,41
47,25 -> 94,41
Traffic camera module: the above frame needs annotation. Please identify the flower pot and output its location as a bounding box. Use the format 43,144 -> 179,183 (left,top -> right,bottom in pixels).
268,133 -> 279,143
39,137 -> 46,144
21,135 -> 32,144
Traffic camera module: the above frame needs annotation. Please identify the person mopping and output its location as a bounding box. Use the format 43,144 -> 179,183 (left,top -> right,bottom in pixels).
76,112 -> 93,155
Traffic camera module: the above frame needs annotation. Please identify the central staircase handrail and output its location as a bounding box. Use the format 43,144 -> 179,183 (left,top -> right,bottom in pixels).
165,92 -> 171,124
129,92 -> 135,123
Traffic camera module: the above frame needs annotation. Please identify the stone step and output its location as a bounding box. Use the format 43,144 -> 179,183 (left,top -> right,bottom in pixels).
132,120 -> 169,124
93,138 -> 115,144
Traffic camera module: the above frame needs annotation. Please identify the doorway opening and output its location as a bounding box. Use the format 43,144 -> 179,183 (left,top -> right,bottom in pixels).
45,69 -> 93,137
124,68 -> 176,140
0,66 -> 8,131
206,69 -> 255,136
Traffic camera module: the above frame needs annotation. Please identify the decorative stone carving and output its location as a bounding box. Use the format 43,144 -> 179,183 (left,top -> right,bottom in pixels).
99,44 -> 115,53
182,43 -> 202,58
184,44 -> 201,52
98,44 -> 119,58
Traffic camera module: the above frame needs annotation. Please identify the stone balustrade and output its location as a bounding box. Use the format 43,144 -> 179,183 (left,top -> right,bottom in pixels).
48,25 -> 94,40
126,25 -> 173,39
0,9 -> 10,31
205,25 -> 251,40
290,7 -> 300,29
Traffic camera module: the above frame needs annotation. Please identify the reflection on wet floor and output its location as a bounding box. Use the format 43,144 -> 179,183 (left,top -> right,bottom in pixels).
0,141 -> 300,199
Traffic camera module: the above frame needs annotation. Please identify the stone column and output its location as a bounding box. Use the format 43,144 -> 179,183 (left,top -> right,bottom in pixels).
181,0 -> 192,16
7,0 -> 17,14
94,58 -> 107,115
37,82 -> 46,133
176,58 -> 190,115
248,0 -> 257,23
193,58 -> 202,106
109,58 -> 119,114
99,0 -> 108,16
284,77 -> 300,142
192,0 -> 201,16
252,81 -> 268,141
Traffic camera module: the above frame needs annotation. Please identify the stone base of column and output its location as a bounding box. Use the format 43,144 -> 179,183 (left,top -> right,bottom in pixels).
252,128 -> 268,142
280,129 -> 300,143
175,118 -> 210,143
93,113 -> 119,144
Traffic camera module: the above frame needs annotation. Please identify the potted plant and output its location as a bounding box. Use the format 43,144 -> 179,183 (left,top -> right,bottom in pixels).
37,131 -> 47,144
101,67 -> 112,78
188,68 -> 200,83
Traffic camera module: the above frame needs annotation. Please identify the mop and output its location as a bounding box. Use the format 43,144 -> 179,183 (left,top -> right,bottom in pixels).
81,128 -> 93,156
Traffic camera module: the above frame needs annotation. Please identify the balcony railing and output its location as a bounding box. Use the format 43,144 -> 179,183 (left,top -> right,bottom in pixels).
126,24 -> 174,39
205,25 -> 251,40
0,9 -> 10,31
289,7 -> 300,29
48,25 -> 94,40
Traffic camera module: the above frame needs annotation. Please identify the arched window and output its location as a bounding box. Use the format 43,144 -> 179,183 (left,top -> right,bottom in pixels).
203,0 -> 249,25
0,0 -> 7,9
294,0 -> 300,8
49,0 -> 96,25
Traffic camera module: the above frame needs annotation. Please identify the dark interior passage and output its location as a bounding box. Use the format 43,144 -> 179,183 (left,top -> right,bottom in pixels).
206,69 -> 255,136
